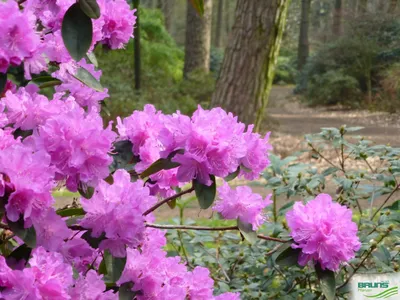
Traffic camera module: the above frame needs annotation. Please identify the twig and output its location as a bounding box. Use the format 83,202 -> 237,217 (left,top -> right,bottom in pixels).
146,223 -> 239,231
370,185 -> 398,220
309,144 -> 342,171
143,187 -> 194,216
257,234 -> 289,243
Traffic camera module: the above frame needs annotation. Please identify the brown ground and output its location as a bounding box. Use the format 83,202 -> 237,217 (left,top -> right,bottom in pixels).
56,86 -> 400,219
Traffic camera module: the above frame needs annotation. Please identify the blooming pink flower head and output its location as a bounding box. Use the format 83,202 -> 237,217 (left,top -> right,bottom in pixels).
80,169 -> 157,257
70,270 -> 117,300
0,143 -> 55,223
97,0 -> 136,49
214,182 -> 272,230
215,293 -> 241,300
286,194 -> 361,271
60,237 -> 96,273
187,267 -> 215,300
0,128 -> 18,150
32,101 -> 116,191
0,0 -> 40,73
53,60 -> 109,110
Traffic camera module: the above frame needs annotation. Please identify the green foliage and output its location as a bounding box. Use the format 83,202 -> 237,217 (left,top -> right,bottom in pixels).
166,126 -> 400,299
298,14 -> 400,108
96,7 -> 215,121
274,56 -> 297,85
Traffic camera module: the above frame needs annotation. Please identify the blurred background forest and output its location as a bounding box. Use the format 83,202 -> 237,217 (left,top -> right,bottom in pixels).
97,0 -> 400,138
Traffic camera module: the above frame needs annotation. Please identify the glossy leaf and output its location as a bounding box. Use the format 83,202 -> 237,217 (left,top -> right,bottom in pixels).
71,66 -> 104,92
56,207 -> 85,217
78,182 -> 95,199
80,0 -> 101,19
7,244 -> 32,269
315,263 -> 336,300
103,250 -> 127,282
119,282 -> 138,300
110,140 -> 136,173
81,231 -> 106,249
86,52 -> 99,67
237,218 -> 257,244
275,242 -> 302,268
140,158 -> 180,179
224,167 -> 240,182
0,73 -> 7,95
193,175 -> 216,209
62,3 -> 93,61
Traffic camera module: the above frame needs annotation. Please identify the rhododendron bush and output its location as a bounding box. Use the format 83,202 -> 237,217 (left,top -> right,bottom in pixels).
0,1 -> 388,300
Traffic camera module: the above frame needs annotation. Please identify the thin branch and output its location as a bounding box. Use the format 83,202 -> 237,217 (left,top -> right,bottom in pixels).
257,234 -> 289,243
146,223 -> 239,231
143,187 -> 194,216
370,185 -> 398,220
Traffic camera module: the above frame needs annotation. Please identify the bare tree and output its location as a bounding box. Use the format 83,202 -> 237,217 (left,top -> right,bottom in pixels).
183,0 -> 213,77
211,0 -> 290,128
298,0 -> 311,70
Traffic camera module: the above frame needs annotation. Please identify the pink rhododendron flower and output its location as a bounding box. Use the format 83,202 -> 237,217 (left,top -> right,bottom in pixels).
187,267 -> 215,300
0,143 -> 55,223
0,128 -> 17,150
98,0 -> 136,49
215,293 -> 241,300
80,169 -> 157,257
286,194 -> 361,271
214,182 -> 272,230
32,101 -> 116,191
60,237 -> 96,273
70,270 -> 117,300
53,60 -> 109,110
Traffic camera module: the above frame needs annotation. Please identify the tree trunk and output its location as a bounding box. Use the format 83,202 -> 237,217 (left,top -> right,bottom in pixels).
183,0 -> 213,77
160,0 -> 174,33
133,0 -> 141,90
214,0 -> 224,48
332,0 -> 342,37
358,0 -> 368,13
298,0 -> 310,71
211,0 -> 290,128
388,0 -> 397,13
377,0 -> 385,12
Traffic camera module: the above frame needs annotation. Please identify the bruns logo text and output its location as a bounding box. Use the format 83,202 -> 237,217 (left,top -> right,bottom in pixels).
358,281 -> 389,289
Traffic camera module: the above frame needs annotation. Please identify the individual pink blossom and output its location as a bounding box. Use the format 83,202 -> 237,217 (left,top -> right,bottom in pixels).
214,182 -> 272,230
97,0 -> 136,49
32,208 -> 71,251
70,270 -> 117,300
80,169 -> 157,257
0,143 -> 55,223
0,100 -> 8,127
32,100 -> 116,191
286,194 -> 361,271
60,237 -> 96,273
53,60 -> 109,110
215,293 -> 241,300
187,267 -> 214,300
0,128 -> 17,150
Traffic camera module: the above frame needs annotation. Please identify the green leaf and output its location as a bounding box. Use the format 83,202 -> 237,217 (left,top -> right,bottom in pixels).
13,129 -> 33,140
78,182 -> 95,199
189,0 -> 204,15
140,158 -> 180,179
110,140 -> 135,173
275,242 -> 301,268
38,80 -> 62,89
224,167 -> 240,182
193,175 -> 216,209
31,76 -> 55,84
86,52 -> 98,67
56,207 -> 85,217
79,0 -> 100,19
315,263 -> 336,300
81,231 -> 106,249
103,250 -> 127,282
98,257 -> 107,275
167,199 -> 177,209
8,219 -> 36,248
384,199 -> 400,211
0,73 -> 6,95
373,245 -> 391,265
7,244 -> 32,269
62,3 -> 93,61
237,218 -> 257,244
71,66 -> 104,92
119,282 -> 138,300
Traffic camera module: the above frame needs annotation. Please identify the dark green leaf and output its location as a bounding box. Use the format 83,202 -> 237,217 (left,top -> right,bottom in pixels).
119,282 -> 139,300
81,231 -> 106,249
315,263 -> 336,300
110,140 -> 135,173
71,66 -> 104,92
373,245 -> 391,265
98,257 -> 107,275
79,0 -> 100,19
31,76 -> 55,84
167,199 -> 177,209
140,158 -> 180,179
189,0 -> 204,15
13,129 -> 33,140
78,182 -> 95,199
275,243 -> 301,268
39,80 -> 62,89
7,244 -> 32,269
103,250 -> 127,282
0,73 -> 6,95
237,218 -> 257,244
8,219 -> 36,248
193,175 -> 216,209
56,207 -> 85,217
62,3 -> 93,61
384,199 -> 400,211
224,167 -> 240,182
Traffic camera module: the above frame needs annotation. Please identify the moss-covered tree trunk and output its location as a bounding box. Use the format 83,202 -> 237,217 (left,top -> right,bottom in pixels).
298,0 -> 311,71
183,0 -> 213,78
211,0 -> 290,129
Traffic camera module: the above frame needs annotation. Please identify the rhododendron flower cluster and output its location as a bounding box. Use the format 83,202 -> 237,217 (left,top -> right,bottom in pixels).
286,194 -> 361,271
214,182 -> 272,229
117,104 -> 272,195
80,169 -> 157,257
